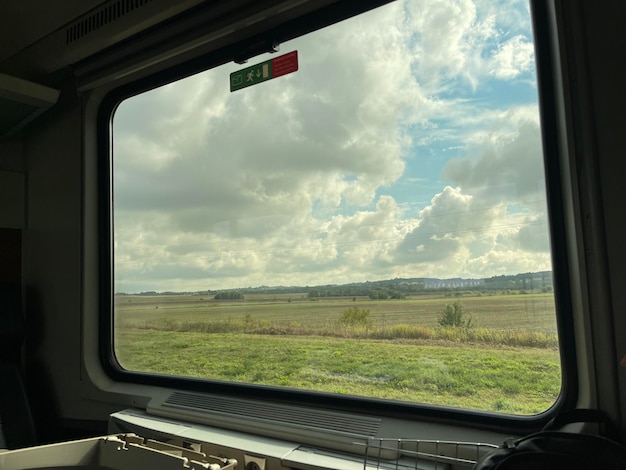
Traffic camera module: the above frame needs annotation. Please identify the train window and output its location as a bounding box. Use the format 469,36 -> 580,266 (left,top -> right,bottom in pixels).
110,0 -> 561,416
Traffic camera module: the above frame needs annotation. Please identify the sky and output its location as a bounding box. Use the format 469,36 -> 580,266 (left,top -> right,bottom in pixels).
113,0 -> 552,294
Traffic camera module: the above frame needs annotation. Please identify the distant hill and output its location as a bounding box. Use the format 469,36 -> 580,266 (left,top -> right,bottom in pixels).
120,271 -> 552,297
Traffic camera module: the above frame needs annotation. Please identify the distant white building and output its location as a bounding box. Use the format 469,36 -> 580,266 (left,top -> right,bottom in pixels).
424,279 -> 484,289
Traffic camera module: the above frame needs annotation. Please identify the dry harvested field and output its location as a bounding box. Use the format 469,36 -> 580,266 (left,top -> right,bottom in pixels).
115,292 -> 557,333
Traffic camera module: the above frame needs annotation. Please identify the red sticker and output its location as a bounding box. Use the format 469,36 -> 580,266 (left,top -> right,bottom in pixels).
272,51 -> 299,78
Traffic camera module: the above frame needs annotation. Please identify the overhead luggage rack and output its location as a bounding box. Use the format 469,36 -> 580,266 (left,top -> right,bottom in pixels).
362,438 -> 499,470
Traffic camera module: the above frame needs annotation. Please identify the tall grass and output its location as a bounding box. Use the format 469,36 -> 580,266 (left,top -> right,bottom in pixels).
116,316 -> 558,348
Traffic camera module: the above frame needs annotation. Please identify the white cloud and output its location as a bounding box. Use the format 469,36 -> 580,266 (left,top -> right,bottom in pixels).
442,117 -> 545,203
403,0 -> 492,88
490,35 -> 535,79
113,0 -> 550,292
387,111 -> 550,278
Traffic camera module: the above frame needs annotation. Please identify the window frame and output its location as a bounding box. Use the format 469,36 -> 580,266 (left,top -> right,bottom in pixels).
96,0 -> 578,434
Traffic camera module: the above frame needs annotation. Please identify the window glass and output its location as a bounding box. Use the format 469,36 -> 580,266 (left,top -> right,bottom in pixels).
113,0 -> 560,415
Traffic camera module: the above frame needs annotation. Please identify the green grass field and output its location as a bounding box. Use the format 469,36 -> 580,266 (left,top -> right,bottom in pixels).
114,292 -> 561,415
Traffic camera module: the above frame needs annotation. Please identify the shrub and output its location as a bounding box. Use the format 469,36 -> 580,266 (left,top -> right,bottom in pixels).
340,306 -> 371,327
438,301 -> 474,328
